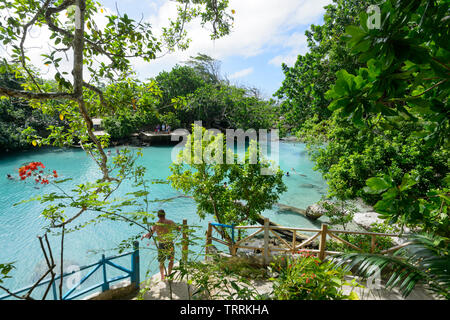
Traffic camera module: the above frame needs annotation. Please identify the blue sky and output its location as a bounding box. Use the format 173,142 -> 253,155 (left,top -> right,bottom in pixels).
97,0 -> 333,98
0,0 -> 332,99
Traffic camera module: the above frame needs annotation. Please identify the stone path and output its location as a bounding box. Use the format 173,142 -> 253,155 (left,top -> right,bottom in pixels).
132,271 -> 437,300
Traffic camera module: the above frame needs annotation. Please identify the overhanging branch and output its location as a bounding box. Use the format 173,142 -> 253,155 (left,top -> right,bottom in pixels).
0,86 -> 75,101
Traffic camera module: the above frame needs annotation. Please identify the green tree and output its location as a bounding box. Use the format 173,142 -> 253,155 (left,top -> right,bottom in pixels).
155,65 -> 206,117
184,53 -> 222,84
320,0 -> 449,300
168,125 -> 287,241
0,0 -> 234,299
323,0 -> 449,236
275,0 -> 378,133
0,66 -> 62,152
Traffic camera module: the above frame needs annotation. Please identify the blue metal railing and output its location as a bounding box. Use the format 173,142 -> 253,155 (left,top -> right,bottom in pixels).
0,241 -> 140,300
211,223 -> 235,243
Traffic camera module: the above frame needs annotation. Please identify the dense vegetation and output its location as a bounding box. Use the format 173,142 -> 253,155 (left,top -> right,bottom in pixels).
0,67 -> 61,152
277,0 -> 449,238
0,0 -> 448,301
275,0 -> 449,298
0,54 -> 280,148
100,55 -> 279,140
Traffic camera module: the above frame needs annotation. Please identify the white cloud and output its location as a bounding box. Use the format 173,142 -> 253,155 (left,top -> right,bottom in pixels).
0,0 -> 332,83
268,32 -> 309,67
132,0 -> 333,79
228,67 -> 254,80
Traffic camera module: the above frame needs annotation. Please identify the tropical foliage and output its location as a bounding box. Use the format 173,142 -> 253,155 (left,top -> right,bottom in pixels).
0,0 -> 235,300
279,0 -> 449,236
332,234 -> 450,299
270,254 -> 361,300
275,0 -> 449,299
169,125 -> 287,229
0,67 -> 61,152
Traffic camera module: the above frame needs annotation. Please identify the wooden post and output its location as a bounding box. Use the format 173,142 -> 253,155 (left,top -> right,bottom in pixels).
182,219 -> 188,263
231,224 -> 236,256
205,223 -> 212,260
318,224 -> 328,261
292,230 -> 296,254
371,235 -> 376,253
263,218 -> 270,265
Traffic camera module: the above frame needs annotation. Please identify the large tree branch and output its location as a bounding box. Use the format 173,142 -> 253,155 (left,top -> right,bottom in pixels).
44,2 -> 115,63
44,0 -> 76,41
0,285 -> 34,300
82,81 -> 113,111
0,86 -> 75,100
71,0 -> 110,181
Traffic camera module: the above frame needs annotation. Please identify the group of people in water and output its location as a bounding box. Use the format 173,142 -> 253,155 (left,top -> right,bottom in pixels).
154,124 -> 171,134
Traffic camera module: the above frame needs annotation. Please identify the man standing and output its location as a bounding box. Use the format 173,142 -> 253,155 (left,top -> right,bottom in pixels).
141,210 -> 179,281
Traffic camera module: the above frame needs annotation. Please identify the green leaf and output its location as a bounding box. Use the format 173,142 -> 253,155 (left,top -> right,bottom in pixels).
399,173 -> 418,192
366,177 -> 391,192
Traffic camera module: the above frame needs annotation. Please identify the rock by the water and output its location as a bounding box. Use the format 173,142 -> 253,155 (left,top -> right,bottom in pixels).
353,211 -> 384,230
305,203 -> 328,220
281,136 -> 300,142
351,198 -> 374,213
276,203 -> 307,217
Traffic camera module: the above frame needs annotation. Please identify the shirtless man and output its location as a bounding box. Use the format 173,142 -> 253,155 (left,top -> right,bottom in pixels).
141,210 -> 179,281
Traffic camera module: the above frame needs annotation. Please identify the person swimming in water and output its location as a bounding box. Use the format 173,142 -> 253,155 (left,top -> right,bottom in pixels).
6,174 -> 14,180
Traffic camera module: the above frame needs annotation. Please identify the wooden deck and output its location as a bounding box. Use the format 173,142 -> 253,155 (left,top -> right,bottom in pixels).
138,132 -> 187,145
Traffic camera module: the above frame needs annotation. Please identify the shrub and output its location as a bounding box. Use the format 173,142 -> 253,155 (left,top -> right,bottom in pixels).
270,254 -> 361,300
327,223 -> 397,254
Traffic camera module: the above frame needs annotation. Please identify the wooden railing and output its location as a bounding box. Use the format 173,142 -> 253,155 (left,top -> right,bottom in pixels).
206,218 -> 411,264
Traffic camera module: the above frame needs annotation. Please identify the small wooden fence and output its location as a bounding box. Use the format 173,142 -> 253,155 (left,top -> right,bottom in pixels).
206,219 -> 411,264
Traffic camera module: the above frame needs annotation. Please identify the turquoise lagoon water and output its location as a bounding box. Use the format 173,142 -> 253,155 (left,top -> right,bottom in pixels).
0,142 -> 327,296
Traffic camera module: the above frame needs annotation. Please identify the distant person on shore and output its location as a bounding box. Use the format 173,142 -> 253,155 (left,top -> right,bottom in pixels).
141,210 -> 180,281
156,124 -> 160,133
162,124 -> 166,133
167,125 -> 171,134
223,182 -> 228,189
